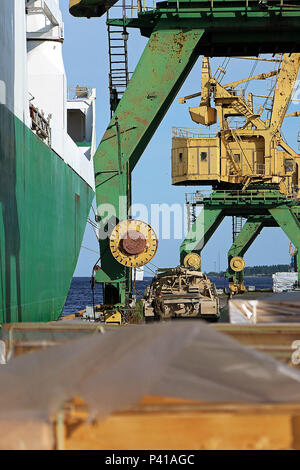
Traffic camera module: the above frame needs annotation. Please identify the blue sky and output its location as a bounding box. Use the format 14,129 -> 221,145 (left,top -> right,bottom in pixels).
60,2 -> 299,276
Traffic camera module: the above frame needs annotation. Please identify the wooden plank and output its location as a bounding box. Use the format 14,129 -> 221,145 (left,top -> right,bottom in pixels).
60,314 -> 76,321
65,411 -> 292,450
64,398 -> 300,450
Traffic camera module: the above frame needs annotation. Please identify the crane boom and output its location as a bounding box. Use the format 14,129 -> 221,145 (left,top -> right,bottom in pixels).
269,53 -> 300,132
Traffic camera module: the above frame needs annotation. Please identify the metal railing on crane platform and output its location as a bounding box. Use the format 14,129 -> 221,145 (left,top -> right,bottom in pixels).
108,0 -> 155,19
105,0 -> 300,17
172,126 -> 219,138
107,0 -> 300,21
121,0 -> 300,13
185,189 -> 299,205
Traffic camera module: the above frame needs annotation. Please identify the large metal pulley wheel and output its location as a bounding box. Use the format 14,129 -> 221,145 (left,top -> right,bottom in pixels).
183,253 -> 201,270
109,219 -> 158,268
230,256 -> 245,272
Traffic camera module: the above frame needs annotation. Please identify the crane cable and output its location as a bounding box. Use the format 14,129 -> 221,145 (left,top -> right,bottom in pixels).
88,218 -> 100,241
213,57 -> 231,83
81,245 -> 99,255
243,58 -> 258,94
91,256 -> 101,321
262,54 -> 284,118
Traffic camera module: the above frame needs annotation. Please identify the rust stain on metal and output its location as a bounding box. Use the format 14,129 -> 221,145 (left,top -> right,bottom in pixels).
148,32 -> 159,52
172,32 -> 186,58
135,115 -> 150,127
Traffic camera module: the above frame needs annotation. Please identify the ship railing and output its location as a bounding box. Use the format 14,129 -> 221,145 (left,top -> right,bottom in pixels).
29,103 -> 51,147
67,86 -> 95,101
172,126 -> 219,139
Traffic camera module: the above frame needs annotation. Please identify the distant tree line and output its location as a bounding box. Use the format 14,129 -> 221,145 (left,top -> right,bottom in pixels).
207,264 -> 291,276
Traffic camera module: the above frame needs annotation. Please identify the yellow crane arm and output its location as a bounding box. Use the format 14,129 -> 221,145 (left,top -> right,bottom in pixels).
285,111 -> 300,118
178,91 -> 201,104
199,56 -> 212,105
270,53 -> 300,132
223,70 -> 278,89
178,56 -> 211,104
277,135 -> 299,159
178,62 -> 278,102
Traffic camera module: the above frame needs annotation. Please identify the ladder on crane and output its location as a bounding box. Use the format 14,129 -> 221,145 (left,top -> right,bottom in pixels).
232,216 -> 244,242
107,9 -> 129,117
230,127 -> 254,174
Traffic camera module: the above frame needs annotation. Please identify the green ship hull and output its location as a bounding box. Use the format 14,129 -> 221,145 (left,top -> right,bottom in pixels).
0,103 -> 94,323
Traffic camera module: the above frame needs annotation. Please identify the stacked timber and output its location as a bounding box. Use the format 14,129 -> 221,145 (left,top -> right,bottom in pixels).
229,291 -> 300,324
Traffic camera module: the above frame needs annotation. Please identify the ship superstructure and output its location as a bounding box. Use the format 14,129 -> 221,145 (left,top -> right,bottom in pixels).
0,0 -> 95,322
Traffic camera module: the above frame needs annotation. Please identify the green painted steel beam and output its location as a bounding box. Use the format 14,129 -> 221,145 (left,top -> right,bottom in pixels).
270,206 -> 300,247
202,190 -> 289,205
195,190 -> 294,218
113,13 -> 300,29
180,208 -> 225,265
228,218 -> 264,259
71,0 -> 300,53
181,192 -> 300,284
107,3 -> 300,54
226,217 -> 264,284
269,206 -> 300,281
95,27 -> 204,302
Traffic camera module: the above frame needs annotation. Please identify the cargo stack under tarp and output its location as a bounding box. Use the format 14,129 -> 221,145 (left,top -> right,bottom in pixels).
229,291 -> 300,324
272,272 -> 298,293
1,322 -> 300,449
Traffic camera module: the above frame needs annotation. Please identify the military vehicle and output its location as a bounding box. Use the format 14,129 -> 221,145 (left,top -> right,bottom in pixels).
143,267 -> 220,321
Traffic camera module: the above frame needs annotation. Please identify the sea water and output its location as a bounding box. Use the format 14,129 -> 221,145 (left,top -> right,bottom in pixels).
62,275 -> 273,316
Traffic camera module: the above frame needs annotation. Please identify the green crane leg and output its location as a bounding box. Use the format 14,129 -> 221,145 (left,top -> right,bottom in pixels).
226,218 -> 264,293
95,27 -> 205,303
269,206 -> 300,282
180,208 -> 225,266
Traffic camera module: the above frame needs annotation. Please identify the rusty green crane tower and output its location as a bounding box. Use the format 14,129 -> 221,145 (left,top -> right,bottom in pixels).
70,0 -> 300,305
